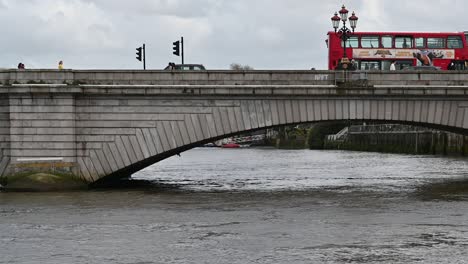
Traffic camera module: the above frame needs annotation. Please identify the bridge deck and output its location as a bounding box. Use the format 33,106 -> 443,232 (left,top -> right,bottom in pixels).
1,83 -> 468,97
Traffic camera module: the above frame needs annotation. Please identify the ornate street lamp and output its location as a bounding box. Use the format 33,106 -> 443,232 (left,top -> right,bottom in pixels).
331,5 -> 358,70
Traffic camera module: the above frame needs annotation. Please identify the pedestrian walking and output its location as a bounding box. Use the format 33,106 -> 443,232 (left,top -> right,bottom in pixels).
166,62 -> 175,70
390,61 -> 396,71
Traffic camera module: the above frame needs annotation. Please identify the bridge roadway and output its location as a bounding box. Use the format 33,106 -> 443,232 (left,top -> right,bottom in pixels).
1,69 -> 468,186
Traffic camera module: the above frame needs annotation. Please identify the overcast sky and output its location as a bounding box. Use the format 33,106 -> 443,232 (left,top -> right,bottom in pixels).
0,0 -> 466,70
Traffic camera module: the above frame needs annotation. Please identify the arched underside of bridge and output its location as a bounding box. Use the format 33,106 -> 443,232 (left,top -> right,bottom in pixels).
3,94 -> 468,185
74,96 -> 468,185
93,119 -> 468,186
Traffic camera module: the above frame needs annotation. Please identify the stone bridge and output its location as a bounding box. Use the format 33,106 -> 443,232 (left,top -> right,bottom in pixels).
1,69 -> 468,187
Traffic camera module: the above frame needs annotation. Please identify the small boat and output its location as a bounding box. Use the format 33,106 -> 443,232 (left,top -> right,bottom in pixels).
221,143 -> 240,148
201,142 -> 218,147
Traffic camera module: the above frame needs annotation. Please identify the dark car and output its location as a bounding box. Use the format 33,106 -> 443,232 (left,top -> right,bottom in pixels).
402,65 -> 441,71
164,64 -> 206,70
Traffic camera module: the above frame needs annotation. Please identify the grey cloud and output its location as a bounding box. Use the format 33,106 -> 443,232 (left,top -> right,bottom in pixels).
83,0 -> 223,18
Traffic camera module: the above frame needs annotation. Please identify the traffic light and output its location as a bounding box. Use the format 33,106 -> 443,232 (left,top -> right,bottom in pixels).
136,47 -> 142,61
173,41 -> 180,56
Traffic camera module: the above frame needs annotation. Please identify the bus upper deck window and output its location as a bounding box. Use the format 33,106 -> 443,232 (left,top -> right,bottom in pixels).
361,36 -> 379,48
415,37 -> 425,48
395,37 -> 413,48
342,36 -> 359,48
448,36 -> 463,48
381,36 -> 392,48
427,38 -> 445,48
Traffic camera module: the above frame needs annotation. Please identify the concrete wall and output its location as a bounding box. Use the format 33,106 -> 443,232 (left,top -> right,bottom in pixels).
0,97 -> 9,177
7,94 -> 77,178
326,130 -> 468,156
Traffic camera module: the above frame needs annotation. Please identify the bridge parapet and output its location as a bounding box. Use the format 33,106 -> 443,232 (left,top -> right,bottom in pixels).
2,69 -> 468,87
0,70 -> 334,86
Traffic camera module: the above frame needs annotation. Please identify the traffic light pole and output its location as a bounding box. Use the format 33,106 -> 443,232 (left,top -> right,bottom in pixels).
143,44 -> 146,70
181,37 -> 184,65
172,37 -> 184,64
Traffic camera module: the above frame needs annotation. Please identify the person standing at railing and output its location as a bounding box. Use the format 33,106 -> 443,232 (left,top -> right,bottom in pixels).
447,60 -> 456,70
58,60 -> 64,70
350,59 -> 357,71
390,61 -> 396,71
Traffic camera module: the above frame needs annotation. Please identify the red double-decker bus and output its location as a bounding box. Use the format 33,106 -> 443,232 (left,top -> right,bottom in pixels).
327,31 -> 468,70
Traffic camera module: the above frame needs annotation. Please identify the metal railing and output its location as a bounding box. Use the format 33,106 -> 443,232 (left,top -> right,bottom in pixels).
348,124 -> 433,134
326,124 -> 437,142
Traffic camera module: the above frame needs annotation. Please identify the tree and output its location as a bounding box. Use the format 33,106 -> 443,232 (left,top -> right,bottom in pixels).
230,63 -> 254,70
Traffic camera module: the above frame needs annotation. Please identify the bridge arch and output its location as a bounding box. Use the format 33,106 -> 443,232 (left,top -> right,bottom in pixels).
77,96 -> 468,184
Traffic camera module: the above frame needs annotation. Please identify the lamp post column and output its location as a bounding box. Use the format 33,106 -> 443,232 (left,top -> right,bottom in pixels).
331,6 -> 358,70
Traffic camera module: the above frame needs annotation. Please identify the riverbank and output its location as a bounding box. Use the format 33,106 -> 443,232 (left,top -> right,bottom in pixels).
325,124 -> 468,156
1,172 -> 87,191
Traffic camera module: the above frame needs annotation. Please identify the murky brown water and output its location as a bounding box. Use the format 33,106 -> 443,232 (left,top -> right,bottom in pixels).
2,148 -> 468,263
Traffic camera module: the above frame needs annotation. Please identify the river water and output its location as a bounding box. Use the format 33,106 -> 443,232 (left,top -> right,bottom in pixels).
2,148 -> 468,263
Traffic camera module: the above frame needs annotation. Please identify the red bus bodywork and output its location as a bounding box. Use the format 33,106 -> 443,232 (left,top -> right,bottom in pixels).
328,31 -> 468,70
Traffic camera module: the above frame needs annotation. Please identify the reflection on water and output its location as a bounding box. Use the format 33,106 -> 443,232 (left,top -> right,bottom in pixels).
134,148 -> 468,195
2,148 -> 468,264
414,179 -> 468,201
